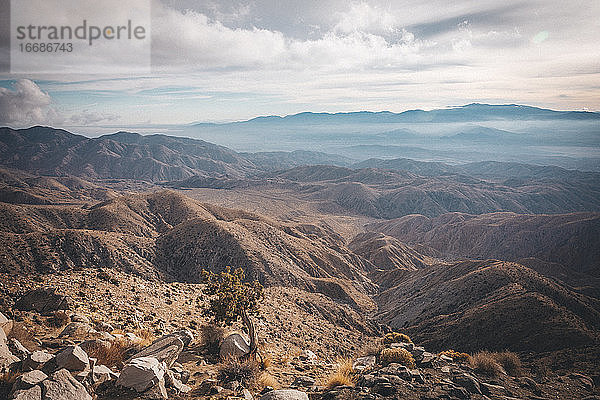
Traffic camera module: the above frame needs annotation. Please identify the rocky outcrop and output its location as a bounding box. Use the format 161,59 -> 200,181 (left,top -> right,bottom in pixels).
41,369 -> 92,400
125,330 -> 192,368
14,288 -> 71,314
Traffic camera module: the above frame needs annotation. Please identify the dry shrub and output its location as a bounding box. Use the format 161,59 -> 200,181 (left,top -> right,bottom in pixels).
200,324 -> 226,356
359,338 -> 385,357
217,356 -> 259,387
379,348 -> 416,368
260,353 -> 272,370
470,351 -> 505,377
258,372 -> 280,389
493,351 -> 522,376
439,349 -> 472,363
383,332 -> 412,345
135,328 -> 155,348
86,338 -> 132,368
325,358 -> 355,389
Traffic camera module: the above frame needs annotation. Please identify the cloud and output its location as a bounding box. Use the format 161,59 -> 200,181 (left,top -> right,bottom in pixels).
0,79 -> 58,127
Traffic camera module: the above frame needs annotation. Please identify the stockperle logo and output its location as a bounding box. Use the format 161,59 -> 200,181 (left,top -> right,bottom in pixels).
8,0 -> 151,74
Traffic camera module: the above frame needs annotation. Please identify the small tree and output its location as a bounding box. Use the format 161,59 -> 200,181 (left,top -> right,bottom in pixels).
201,267 -> 263,358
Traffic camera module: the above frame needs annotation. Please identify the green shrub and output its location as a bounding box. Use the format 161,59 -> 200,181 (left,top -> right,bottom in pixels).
379,348 -> 415,368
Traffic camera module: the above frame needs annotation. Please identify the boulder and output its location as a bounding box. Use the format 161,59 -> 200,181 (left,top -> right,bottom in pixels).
116,356 -> 166,392
13,370 -> 48,392
14,288 -> 71,314
259,389 -> 309,400
92,364 -> 118,384
58,322 -> 95,339
453,373 -> 482,394
8,338 -> 31,360
0,311 -> 13,336
10,385 -> 42,400
55,345 -> 89,371
143,378 -> 168,399
79,339 -> 111,355
219,333 -> 250,359
22,351 -> 54,371
125,335 -> 184,368
41,369 -> 92,400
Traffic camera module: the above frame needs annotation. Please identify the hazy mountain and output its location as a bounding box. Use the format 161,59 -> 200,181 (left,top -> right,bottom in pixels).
193,104 -> 600,127
240,150 -> 354,170
184,104 -> 600,170
0,126 -> 256,181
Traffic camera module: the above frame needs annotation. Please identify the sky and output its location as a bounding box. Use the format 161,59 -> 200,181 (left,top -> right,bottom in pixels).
0,0 -> 599,130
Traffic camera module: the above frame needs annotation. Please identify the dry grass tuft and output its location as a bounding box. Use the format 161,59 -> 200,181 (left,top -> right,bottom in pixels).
86,338 -> 132,368
379,348 -> 416,368
258,372 -> 280,389
325,358 -> 355,389
259,353 -> 272,370
199,324 -> 226,356
439,349 -> 472,363
135,328 -> 155,348
383,332 -> 412,345
217,355 -> 260,387
470,351 -> 505,377
359,338 -> 385,357
493,351 -> 522,376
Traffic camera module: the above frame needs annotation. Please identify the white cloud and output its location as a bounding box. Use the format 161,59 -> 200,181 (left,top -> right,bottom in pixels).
0,79 -> 58,127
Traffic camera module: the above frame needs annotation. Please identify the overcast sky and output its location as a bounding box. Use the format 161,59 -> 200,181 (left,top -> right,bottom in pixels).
0,0 -> 599,129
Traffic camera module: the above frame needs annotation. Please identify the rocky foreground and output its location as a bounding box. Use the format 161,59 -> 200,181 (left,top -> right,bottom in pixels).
1,283 -> 599,400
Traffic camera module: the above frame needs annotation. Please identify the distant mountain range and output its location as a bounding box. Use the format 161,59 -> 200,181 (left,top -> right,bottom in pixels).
193,104 -> 600,126
2,126 -> 599,219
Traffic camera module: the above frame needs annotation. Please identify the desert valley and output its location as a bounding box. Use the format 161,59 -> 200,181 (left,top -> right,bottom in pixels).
0,106 -> 599,400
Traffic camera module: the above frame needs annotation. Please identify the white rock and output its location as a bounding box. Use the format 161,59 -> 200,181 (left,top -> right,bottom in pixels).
13,370 -> 48,391
353,355 -> 376,371
22,350 -> 53,371
55,345 -> 89,371
116,356 -> 166,392
259,389 -> 309,400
